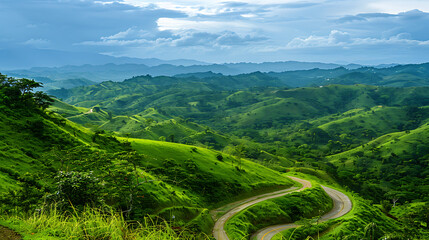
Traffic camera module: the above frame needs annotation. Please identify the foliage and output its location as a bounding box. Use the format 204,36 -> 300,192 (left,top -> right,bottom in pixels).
3,69 -> 429,239
0,206 -> 210,240
53,171 -> 103,209
0,73 -> 53,110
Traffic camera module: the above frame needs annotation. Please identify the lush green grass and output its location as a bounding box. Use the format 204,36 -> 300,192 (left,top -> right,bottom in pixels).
50,101 -> 232,150
0,97 -> 296,237
49,99 -> 88,118
123,137 -> 294,206
0,106 -> 86,193
0,207 -> 210,240
327,120 -> 429,202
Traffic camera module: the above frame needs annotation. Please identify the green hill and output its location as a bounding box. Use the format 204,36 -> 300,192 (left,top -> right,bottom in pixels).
1,74 -> 298,238
328,121 -> 429,202
50,101 -> 232,149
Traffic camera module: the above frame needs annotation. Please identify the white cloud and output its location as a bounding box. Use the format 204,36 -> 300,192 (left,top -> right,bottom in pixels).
172,31 -> 266,47
80,27 -> 266,48
3,0 -> 429,64
286,31 -> 429,49
366,0 -> 429,14
101,27 -> 153,40
157,18 -> 255,33
23,38 -> 51,48
287,30 -> 351,48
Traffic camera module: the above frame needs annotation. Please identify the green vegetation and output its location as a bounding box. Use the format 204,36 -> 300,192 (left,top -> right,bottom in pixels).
271,172 -> 420,240
0,207 -> 210,240
125,137 -> 293,206
328,120 -> 429,203
3,66 -> 429,240
0,73 -> 296,239
225,186 -> 332,239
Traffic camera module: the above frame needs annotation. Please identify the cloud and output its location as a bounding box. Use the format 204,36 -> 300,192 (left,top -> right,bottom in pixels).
81,28 -> 267,48
1,0 -> 429,65
0,0 -> 185,50
334,10 -> 429,41
22,38 -> 51,48
286,30 -> 429,49
287,30 -> 352,48
157,18 -> 255,33
100,27 -> 172,41
337,13 -> 395,23
173,31 -> 267,47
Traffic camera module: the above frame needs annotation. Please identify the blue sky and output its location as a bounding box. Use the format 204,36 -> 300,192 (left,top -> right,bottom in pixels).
2,0 -> 429,65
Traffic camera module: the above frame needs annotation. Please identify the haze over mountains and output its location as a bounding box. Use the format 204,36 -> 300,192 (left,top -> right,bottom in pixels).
5,59 -> 429,92
2,57 -> 401,89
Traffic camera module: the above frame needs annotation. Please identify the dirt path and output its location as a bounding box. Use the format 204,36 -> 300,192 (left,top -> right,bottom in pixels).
252,185 -> 352,240
0,226 -> 22,240
212,176 -> 312,240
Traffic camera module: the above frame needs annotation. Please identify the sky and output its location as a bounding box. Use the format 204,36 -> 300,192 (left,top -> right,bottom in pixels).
2,0 -> 429,65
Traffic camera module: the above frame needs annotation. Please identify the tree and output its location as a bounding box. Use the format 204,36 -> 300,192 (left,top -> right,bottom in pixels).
0,73 -> 53,109
235,144 -> 246,170
167,134 -> 175,142
364,222 -> 383,240
414,203 -> 429,229
381,200 -> 392,213
54,171 -> 102,209
34,91 -> 54,109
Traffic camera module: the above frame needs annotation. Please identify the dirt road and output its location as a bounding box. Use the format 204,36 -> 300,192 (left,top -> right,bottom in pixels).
252,185 -> 352,240
0,226 -> 22,240
212,176 -> 312,240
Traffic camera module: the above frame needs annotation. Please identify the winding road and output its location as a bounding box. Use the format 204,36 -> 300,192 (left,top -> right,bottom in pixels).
212,176 -> 312,240
212,176 -> 352,240
252,185 -> 352,240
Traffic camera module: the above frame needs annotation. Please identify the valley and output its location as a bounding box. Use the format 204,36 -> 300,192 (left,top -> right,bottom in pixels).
1,62 -> 429,240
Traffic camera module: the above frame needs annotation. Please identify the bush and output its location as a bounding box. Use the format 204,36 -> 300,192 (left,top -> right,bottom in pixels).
52,171 -> 103,209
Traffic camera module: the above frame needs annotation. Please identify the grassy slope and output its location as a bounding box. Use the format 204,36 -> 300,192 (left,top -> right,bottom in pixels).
124,137 -> 294,206
328,121 -> 429,163
50,102 -> 232,149
1,103 -> 295,237
325,121 -> 429,202
0,106 -> 89,193
271,171 -> 402,240
318,106 -> 406,135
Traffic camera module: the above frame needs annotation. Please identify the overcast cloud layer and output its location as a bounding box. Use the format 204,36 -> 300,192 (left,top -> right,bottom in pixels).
2,0 -> 429,65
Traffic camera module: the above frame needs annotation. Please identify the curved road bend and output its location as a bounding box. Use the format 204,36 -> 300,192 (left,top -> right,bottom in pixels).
253,185 -> 352,240
212,176 -> 312,240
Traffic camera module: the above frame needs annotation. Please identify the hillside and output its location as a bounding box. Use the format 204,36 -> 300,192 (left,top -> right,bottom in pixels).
328,121 -> 429,202
50,80 -> 429,137
269,62 -> 429,88
0,74 -> 297,238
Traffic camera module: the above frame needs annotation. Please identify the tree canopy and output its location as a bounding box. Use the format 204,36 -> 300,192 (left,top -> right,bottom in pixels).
0,73 -> 53,110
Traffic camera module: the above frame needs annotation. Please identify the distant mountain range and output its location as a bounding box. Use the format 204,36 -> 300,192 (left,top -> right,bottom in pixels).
3,60 -> 370,85
0,47 -> 208,70
2,47 -> 415,90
